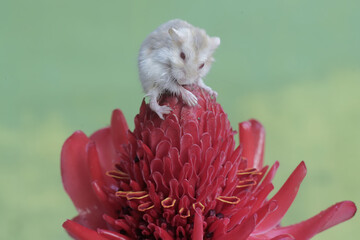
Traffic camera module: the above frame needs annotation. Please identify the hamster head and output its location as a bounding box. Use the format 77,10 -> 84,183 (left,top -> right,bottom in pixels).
168,27 -> 220,85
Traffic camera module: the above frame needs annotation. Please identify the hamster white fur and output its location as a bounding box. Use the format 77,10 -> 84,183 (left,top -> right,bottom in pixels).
138,19 -> 220,119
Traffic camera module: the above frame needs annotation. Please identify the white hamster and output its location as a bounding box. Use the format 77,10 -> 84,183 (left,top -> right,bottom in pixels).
138,19 -> 220,119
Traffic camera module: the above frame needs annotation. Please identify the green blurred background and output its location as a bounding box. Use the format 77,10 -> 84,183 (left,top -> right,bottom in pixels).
0,0 -> 359,239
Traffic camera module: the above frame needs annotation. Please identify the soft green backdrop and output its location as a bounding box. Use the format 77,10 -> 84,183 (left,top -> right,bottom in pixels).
0,0 -> 359,239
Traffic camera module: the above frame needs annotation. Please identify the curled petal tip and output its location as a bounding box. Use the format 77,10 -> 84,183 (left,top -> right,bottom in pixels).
269,200 -> 278,212
63,219 -> 71,227
299,161 -> 307,171
321,200 -> 357,231
62,131 -> 88,149
249,118 -> 262,125
260,201 -> 357,239
344,201 -> 357,215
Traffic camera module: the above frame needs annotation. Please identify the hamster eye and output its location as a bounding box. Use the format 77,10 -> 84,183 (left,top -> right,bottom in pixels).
180,52 -> 186,60
199,63 -> 205,69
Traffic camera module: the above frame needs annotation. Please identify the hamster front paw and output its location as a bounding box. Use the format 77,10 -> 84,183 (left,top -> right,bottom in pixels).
202,86 -> 218,98
182,90 -> 198,106
154,105 -> 173,120
208,88 -> 218,98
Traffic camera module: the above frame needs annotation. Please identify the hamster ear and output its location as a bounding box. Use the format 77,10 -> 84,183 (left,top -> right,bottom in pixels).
168,28 -> 184,43
210,37 -> 221,50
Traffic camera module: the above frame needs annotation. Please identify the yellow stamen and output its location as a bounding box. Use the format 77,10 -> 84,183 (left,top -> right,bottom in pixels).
192,202 -> 205,212
179,208 -> 190,218
115,190 -> 149,200
115,191 -> 130,197
161,197 -> 176,208
106,170 -> 130,179
236,184 -> 255,188
138,202 -> 154,212
216,196 -> 241,205
126,191 -> 149,200
237,168 -> 262,176
236,179 -> 257,188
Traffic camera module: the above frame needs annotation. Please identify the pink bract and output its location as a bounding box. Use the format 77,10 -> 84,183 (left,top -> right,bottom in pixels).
61,86 -> 356,240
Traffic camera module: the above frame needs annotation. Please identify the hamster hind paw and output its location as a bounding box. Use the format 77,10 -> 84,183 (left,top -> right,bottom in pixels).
154,105 -> 173,120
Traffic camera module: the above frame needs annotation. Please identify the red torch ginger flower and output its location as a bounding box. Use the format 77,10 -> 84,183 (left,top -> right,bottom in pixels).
61,86 -> 356,240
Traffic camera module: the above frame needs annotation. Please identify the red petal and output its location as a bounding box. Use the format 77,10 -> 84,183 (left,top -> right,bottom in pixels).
227,207 -> 251,231
183,120 -> 199,143
98,229 -> 131,240
192,209 -> 204,240
155,227 -> 174,240
90,128 -> 117,175
250,183 -> 275,215
218,215 -> 256,240
91,180 -> 113,212
239,119 -> 265,169
261,201 -> 356,239
63,220 -> 106,240
164,119 -> 181,149
258,161 -> 279,188
255,200 -> 278,226
61,131 -> 106,229
110,109 -> 129,147
87,142 -> 105,187
155,140 -> 171,159
180,133 -> 193,164
254,161 -> 307,233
